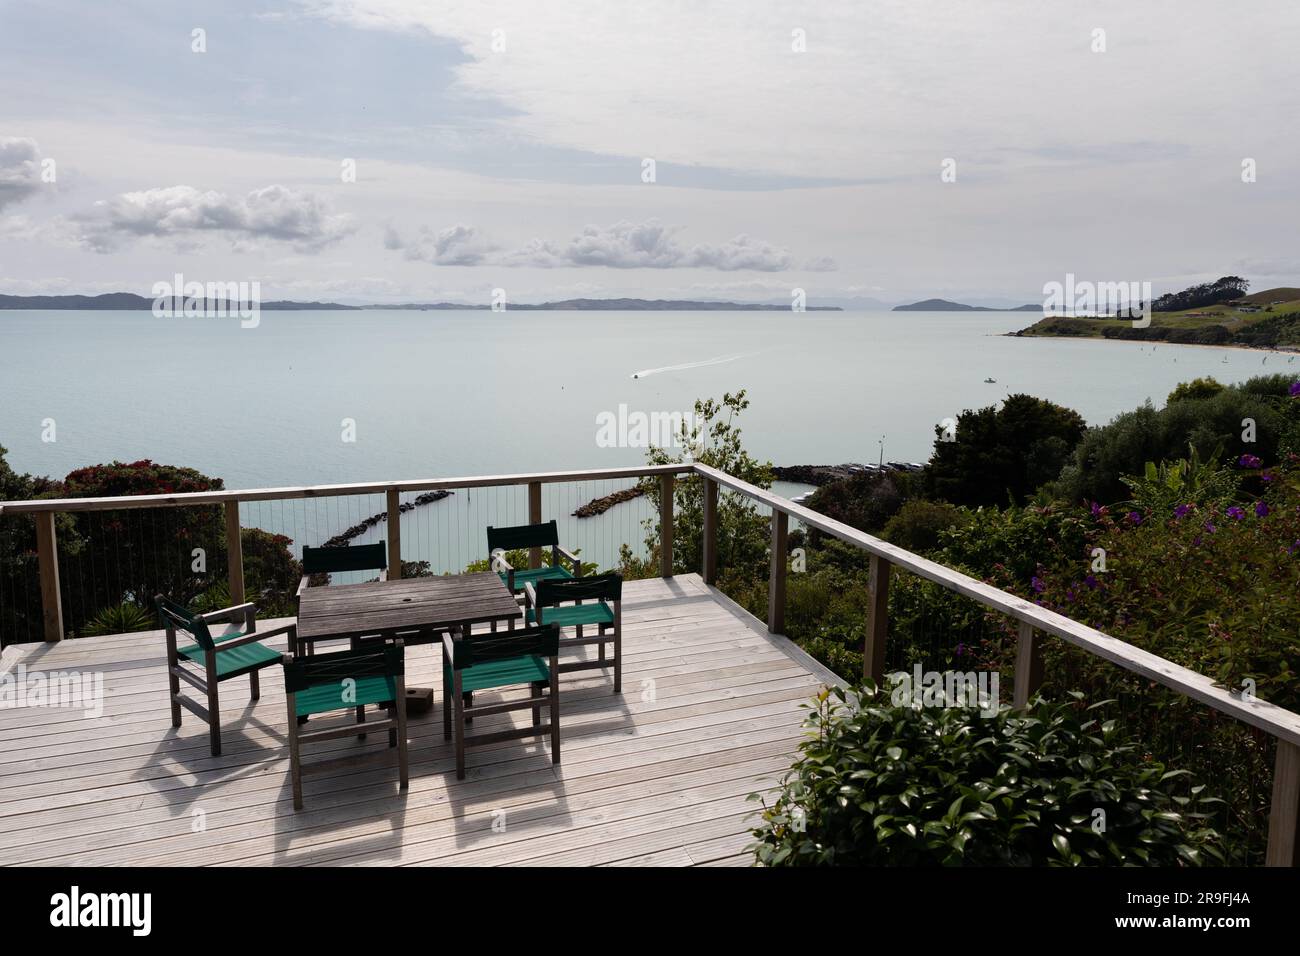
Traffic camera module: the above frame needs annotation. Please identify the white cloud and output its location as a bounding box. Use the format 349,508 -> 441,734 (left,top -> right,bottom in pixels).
504,220 -> 794,271
0,137 -> 44,211
386,223 -> 494,265
75,184 -> 355,253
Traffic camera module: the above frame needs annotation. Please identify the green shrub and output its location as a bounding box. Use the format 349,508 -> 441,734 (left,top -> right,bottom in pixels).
1167,377 -> 1224,404
750,685 -> 1229,866
926,394 -> 1087,507
84,602 -> 155,636
882,500 -> 969,553
1055,376 -> 1294,505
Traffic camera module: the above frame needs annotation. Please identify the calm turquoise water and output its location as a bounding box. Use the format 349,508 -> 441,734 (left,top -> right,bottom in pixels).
0,309 -> 1286,571
2,309 -> 1281,484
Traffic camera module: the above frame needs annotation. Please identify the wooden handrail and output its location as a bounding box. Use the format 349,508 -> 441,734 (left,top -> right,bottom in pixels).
690,462 -> 1300,747
0,463 -> 690,514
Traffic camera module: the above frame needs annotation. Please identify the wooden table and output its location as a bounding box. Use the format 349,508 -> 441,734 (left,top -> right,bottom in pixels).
295,572 -> 522,655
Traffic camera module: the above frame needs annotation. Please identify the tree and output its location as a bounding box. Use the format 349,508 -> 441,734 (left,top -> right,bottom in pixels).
1152,276 -> 1250,313
56,460 -> 228,622
1055,375 -> 1294,505
624,391 -> 773,582
926,394 -> 1087,507
1168,377 -> 1224,404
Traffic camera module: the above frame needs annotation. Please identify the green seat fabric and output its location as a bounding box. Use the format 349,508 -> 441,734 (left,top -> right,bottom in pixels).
293,674 -> 398,718
526,602 -> 615,627
499,565 -> 573,592
178,630 -> 281,679
445,654 -> 551,693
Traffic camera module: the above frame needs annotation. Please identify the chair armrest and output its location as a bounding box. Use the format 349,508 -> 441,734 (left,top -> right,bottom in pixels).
557,546 -> 582,576
200,602 -> 256,625
441,631 -> 459,668
523,582 -> 539,608
211,630 -> 275,652
251,622 -> 297,643
296,575 -> 310,597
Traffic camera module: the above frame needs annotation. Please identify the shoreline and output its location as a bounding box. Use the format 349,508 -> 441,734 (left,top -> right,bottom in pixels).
1006,330 -> 1300,357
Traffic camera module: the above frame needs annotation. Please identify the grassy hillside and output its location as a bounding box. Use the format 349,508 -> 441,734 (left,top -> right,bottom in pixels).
1016,287 -> 1300,347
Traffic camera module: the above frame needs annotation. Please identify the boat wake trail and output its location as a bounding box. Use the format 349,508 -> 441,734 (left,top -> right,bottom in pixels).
631,351 -> 757,379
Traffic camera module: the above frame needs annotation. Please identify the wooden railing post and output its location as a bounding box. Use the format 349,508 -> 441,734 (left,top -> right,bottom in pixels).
767,510 -> 788,634
1267,740 -> 1300,866
659,474 -> 674,578
386,488 -> 402,580
701,477 -> 718,585
864,555 -> 890,683
528,481 -> 542,569
1013,621 -> 1044,708
225,501 -> 244,604
35,512 -> 64,642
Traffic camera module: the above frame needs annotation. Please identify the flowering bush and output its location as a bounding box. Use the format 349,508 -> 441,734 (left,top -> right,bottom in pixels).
751,685 -> 1228,866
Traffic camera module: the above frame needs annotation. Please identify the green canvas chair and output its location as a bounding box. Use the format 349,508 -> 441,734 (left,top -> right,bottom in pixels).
442,624 -> 560,779
155,594 -> 296,757
486,520 -> 580,596
297,542 -> 388,599
295,542 -> 395,725
282,642 -> 409,810
524,573 -> 623,693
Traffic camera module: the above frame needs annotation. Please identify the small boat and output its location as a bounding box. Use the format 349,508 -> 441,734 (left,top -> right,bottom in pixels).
983,377 -> 997,383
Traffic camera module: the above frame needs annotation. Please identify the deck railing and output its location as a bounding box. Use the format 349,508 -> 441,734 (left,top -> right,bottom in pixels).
1,461 -> 1297,865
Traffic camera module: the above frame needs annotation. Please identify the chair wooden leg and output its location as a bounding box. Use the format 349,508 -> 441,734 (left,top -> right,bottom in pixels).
532,682 -> 542,727
205,656 -> 222,757
166,628 -> 182,728
286,690 -> 304,810
395,678 -> 410,791
464,691 -> 473,724
351,637 -> 366,729
549,658 -> 561,765
453,674 -> 466,780
249,669 -> 260,701
613,614 -> 622,695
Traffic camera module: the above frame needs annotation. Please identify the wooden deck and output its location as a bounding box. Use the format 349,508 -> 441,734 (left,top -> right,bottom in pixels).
0,574 -> 836,867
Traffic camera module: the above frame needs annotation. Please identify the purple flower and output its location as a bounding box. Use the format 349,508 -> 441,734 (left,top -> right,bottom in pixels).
1262,473 -> 1275,483
1203,521 -> 1216,534
1090,501 -> 1102,517
1174,504 -> 1193,519
955,643 -> 965,657
1031,575 -> 1045,594
1290,540 -> 1300,556
1238,454 -> 1262,469
1084,574 -> 1099,591
1255,501 -> 1270,517
1290,381 -> 1300,397
1227,506 -> 1246,521
1126,510 -> 1142,525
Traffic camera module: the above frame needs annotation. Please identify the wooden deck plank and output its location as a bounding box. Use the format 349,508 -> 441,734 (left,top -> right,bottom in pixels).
0,575 -> 826,867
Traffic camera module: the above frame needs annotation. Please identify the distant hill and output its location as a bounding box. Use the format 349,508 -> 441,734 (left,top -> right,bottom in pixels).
1014,286 -> 1300,349
0,293 -> 840,312
0,293 -> 359,311
893,298 -> 1040,312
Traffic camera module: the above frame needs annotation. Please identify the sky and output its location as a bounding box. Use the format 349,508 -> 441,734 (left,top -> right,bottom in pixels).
0,0 -> 1297,306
